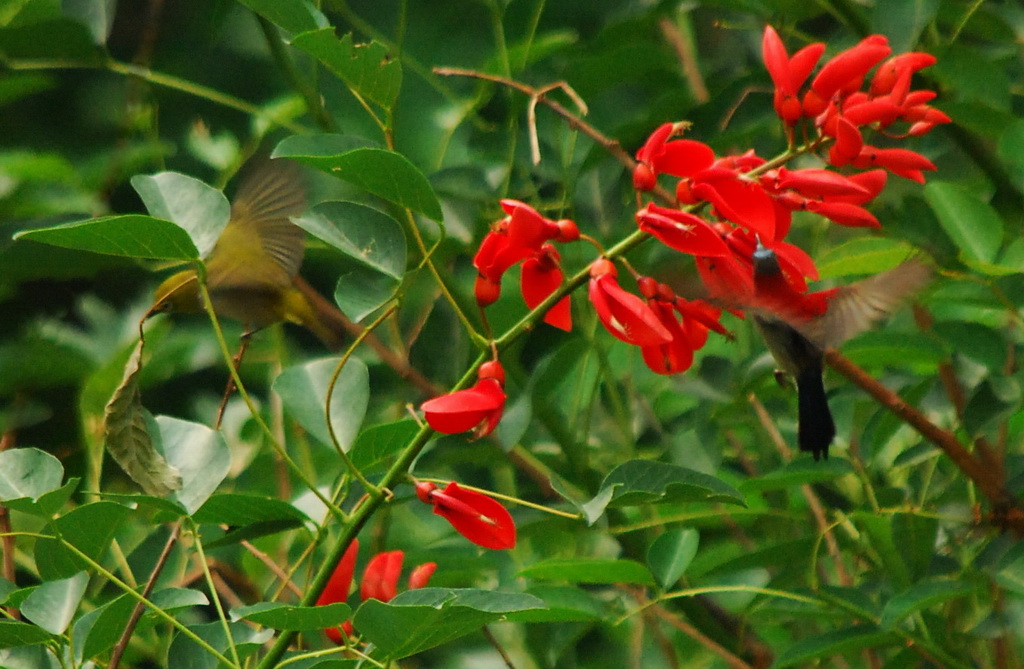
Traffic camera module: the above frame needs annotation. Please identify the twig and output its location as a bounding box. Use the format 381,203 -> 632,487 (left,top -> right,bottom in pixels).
109,521 -> 182,669
824,349 -> 1023,532
481,625 -> 517,669
240,538 -> 304,599
645,597 -> 758,669
657,17 -> 709,103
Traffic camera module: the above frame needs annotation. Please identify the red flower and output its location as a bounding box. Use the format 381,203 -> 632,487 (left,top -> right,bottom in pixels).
804,35 -> 891,116
416,481 -> 517,550
588,259 -> 672,346
635,204 -> 731,257
317,541 -> 436,644
521,244 -> 572,331
851,146 -> 936,183
635,278 -> 726,375
421,361 -> 506,437
633,122 -> 715,191
762,25 -> 825,123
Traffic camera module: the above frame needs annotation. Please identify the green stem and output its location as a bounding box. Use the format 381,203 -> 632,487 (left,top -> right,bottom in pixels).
188,520 -> 242,668
194,276 -> 344,521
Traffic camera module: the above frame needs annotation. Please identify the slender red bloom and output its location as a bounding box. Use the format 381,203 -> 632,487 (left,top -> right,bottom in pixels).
869,52 -> 937,96
827,117 -> 865,167
317,540 -> 360,644
361,551 -> 403,603
852,146 -> 936,183
521,244 -> 572,331
804,35 -> 891,115
806,200 -> 880,228
690,176 -> 776,240
588,259 -> 673,346
421,361 -> 506,437
635,278 -> 726,375
633,122 -> 715,190
416,481 -> 517,550
408,562 -> 437,589
635,204 -> 731,257
762,25 -> 825,123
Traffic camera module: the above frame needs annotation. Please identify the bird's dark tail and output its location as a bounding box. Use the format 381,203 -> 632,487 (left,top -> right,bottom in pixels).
797,364 -> 835,460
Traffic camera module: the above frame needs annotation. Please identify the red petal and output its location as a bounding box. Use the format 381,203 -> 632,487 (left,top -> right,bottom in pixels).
655,139 -> 716,177
828,117 -> 863,166
640,301 -> 693,375
775,167 -> 871,199
431,481 -> 516,550
869,52 -> 937,96
692,179 -> 776,239
408,562 -> 437,590
811,35 -> 891,101
787,42 -> 826,92
318,539 -> 359,607
636,204 -> 731,257
422,379 -> 506,434
695,254 -> 754,301
852,146 -> 936,182
636,123 -> 675,163
806,200 -> 881,228
521,251 -> 572,331
361,551 -> 403,602
832,169 -> 887,204
762,25 -> 792,92
504,200 -> 557,251
473,230 -> 511,281
589,274 -> 673,346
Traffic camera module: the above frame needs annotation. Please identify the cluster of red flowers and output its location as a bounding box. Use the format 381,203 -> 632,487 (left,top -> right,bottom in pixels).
316,539 -> 436,644
420,26 -> 947,442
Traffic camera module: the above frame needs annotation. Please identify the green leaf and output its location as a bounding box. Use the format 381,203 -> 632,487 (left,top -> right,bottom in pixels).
0,447 -> 64,503
35,501 -> 130,580
293,201 -> 406,279
13,214 -> 199,260
274,138 -> 443,222
62,0 -> 117,44
353,588 -> 545,659
350,419 -> 419,472
892,513 -> 938,582
505,585 -> 606,623
167,621 -> 272,669
149,587 -> 209,611
156,416 -> 231,515
963,377 -> 1021,438
880,579 -> 980,628
817,238 -> 920,279
192,493 -> 308,526
869,0 -> 938,52
103,341 -> 183,497
0,19 -> 103,63
0,621 -> 53,649
131,172 -> 230,258
924,181 -> 1003,266
335,268 -> 399,322
273,357 -> 369,451
647,528 -> 699,590
933,320 -> 1009,369
20,572 -> 88,635
775,625 -> 899,667
233,0 -> 327,34
232,602 -> 351,631
73,592 -> 135,661
739,458 -> 854,493
584,460 -> 744,520
289,30 -> 401,109
518,558 -> 654,585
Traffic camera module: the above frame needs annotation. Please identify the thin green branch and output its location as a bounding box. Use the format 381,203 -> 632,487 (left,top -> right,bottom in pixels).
189,519 -> 242,668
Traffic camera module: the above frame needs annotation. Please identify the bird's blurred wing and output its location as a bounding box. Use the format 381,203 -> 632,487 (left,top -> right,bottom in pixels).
225,159 -> 308,279
806,258 -> 932,349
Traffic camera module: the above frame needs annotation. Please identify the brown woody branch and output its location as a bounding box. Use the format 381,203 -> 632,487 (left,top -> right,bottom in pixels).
824,349 -> 1023,532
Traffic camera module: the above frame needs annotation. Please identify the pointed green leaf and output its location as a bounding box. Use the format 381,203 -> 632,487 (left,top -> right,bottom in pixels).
131,172 -> 230,258
232,602 -> 351,631
647,528 -> 699,590
518,558 -> 654,585
156,416 -> 230,515
817,238 -> 920,279
35,501 -> 130,580
289,30 -> 401,109
924,181 -> 1003,265
14,215 -> 199,260
775,625 -> 899,667
334,269 -> 399,323
0,447 -> 64,503
292,201 -> 407,279
73,592 -> 135,661
62,0 -> 117,44
350,419 -> 419,472
192,493 -> 308,526
880,579 -> 980,628
739,458 -> 854,493
273,357 -> 369,451
505,585 -> 606,623
21,572 -> 88,635
234,0 -> 327,34
274,137 -> 442,221
103,341 -> 183,497
585,460 -> 744,520
168,621 -> 272,669
353,589 -> 544,659
0,621 -> 53,649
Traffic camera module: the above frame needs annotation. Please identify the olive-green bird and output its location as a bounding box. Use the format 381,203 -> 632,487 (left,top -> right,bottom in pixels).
150,161 -> 347,349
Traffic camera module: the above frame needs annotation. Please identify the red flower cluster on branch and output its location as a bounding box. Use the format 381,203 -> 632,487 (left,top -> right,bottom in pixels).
316,539 -> 436,644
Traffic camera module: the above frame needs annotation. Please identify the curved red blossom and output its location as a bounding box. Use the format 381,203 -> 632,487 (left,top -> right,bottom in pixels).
521,244 -> 572,331
408,562 -> 437,590
827,117 -> 864,167
696,254 -> 754,302
852,146 -> 936,183
762,25 -> 825,123
635,204 -> 731,257
766,167 -> 871,200
361,550 -> 403,603
805,35 -> 891,115
317,539 -> 359,645
870,52 -> 937,96
417,481 -> 517,550
588,259 -> 673,346
641,299 -> 694,375
806,200 -> 880,228
691,177 -> 776,240
421,362 -> 506,437
634,122 -> 715,190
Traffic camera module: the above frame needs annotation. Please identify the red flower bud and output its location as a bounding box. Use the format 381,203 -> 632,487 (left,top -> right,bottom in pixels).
588,261 -> 673,346
317,540 -> 359,644
420,481 -> 516,550
361,550 -> 403,603
421,363 -> 507,437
